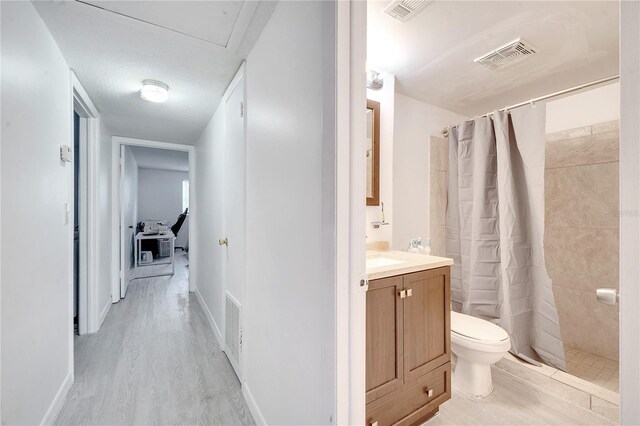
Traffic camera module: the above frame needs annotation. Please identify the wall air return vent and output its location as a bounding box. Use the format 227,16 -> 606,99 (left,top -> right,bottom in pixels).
474,38 -> 538,71
383,0 -> 433,23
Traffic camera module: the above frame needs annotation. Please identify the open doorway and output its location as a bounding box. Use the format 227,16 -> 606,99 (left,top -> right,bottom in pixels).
112,137 -> 195,301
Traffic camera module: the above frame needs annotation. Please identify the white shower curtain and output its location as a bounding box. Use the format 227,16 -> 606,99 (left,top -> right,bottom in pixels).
445,105 -> 566,370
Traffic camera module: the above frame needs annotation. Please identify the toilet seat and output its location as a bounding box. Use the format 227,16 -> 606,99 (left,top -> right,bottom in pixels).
451,311 -> 509,346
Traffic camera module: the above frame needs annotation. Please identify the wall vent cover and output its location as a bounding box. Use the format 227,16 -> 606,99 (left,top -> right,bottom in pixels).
474,38 -> 538,71
225,292 -> 241,379
383,0 -> 433,23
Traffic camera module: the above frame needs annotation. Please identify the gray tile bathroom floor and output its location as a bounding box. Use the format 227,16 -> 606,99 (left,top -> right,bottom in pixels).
429,366 -> 614,425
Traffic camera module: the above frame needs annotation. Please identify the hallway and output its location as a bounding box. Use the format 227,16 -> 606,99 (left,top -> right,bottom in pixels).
55,254 -> 254,425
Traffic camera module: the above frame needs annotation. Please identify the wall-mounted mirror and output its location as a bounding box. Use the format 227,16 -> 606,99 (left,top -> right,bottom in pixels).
366,99 -> 380,206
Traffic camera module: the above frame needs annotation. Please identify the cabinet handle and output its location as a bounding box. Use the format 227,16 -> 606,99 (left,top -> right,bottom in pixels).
425,388 -> 434,397
407,288 -> 413,297
370,421 -> 378,426
399,290 -> 406,298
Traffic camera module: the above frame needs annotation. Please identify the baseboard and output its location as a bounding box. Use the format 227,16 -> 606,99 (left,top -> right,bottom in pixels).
40,372 -> 72,425
243,383 -> 267,425
194,288 -> 223,347
98,298 -> 112,329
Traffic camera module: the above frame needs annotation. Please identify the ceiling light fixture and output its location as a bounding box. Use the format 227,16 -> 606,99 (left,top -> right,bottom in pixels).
140,79 -> 169,103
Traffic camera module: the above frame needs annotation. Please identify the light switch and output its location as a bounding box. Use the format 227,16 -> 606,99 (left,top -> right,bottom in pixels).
60,145 -> 73,162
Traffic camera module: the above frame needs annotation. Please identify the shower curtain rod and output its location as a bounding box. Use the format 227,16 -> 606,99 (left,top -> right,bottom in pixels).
442,74 -> 620,137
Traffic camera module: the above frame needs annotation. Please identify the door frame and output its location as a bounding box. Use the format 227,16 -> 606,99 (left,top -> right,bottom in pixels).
335,1 -> 367,425
110,136 -> 197,302
620,1 -> 640,423
71,72 -> 100,336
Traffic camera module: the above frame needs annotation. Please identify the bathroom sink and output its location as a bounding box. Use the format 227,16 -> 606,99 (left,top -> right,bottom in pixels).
366,256 -> 406,269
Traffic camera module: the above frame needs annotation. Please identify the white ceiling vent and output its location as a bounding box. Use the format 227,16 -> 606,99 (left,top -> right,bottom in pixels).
474,38 -> 538,71
383,0 -> 433,23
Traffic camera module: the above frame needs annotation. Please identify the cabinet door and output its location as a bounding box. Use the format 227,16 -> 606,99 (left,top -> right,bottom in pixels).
402,267 -> 450,383
366,275 -> 404,403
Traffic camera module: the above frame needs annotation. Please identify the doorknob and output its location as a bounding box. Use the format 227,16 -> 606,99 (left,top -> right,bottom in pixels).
218,238 -> 228,246
596,288 -> 619,305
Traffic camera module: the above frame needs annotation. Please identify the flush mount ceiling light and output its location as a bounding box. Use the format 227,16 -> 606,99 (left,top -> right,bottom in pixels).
140,79 -> 169,103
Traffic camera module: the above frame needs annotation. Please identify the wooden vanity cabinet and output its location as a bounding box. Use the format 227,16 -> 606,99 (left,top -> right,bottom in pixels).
366,266 -> 451,426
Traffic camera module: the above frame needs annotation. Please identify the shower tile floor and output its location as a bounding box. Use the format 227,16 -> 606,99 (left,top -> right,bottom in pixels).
565,346 -> 619,392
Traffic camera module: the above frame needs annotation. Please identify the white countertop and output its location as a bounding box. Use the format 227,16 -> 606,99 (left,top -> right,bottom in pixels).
366,250 -> 453,280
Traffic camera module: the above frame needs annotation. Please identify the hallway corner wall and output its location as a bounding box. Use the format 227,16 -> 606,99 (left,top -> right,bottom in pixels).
244,1 -> 336,424
1,2 -> 74,424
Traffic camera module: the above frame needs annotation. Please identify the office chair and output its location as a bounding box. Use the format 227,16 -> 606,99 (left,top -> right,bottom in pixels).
171,208 -> 189,252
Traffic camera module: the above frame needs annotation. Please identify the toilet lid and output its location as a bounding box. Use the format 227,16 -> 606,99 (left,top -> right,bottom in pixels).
451,311 -> 509,342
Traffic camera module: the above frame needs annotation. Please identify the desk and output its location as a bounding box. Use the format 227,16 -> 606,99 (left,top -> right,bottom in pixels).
134,231 -> 175,278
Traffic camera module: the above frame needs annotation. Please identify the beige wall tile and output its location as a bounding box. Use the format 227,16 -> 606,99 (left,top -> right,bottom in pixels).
430,171 -> 447,212
430,136 -> 448,172
545,226 -> 619,293
430,225 -> 445,256
592,120 -> 620,135
545,162 -> 619,229
546,131 -> 619,169
546,126 -> 592,142
553,286 -> 619,360
431,206 -> 445,227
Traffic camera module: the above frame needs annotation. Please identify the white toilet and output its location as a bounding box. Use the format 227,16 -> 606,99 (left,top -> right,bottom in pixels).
450,311 -> 511,398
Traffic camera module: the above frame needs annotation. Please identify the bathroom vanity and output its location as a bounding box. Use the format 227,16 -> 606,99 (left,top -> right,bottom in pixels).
366,250 -> 453,426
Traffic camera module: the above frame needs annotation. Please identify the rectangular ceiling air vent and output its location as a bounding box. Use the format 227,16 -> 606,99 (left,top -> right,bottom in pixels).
383,0 -> 433,23
474,38 -> 538,71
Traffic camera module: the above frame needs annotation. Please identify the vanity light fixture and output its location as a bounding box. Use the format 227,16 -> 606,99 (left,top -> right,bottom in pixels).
366,70 -> 384,89
140,79 -> 169,103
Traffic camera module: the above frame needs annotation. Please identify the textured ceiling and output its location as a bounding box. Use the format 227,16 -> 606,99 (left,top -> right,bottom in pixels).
130,146 -> 189,172
368,1 -> 619,116
34,1 -> 275,144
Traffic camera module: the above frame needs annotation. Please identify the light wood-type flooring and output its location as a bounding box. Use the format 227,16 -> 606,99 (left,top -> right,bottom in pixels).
55,253 -> 254,425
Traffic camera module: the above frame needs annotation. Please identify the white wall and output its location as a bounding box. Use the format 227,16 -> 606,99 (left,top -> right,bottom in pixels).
137,168 -> 190,249
392,93 -> 467,250
546,82 -> 620,134
366,77 -> 395,243
97,119 -> 113,324
243,1 -> 335,423
1,2 -> 74,424
193,103 -> 226,342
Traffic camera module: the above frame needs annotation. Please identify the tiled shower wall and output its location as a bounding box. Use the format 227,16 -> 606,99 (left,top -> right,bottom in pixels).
545,120 -> 620,361
429,121 -> 619,361
430,136 -> 448,256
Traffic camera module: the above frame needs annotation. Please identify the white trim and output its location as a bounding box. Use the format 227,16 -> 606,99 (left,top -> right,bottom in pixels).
194,288 -> 223,348
242,383 -> 268,426
335,1 -> 351,423
71,71 -> 101,335
98,296 -> 111,328
40,373 -> 73,426
620,1 -> 640,424
111,136 -> 197,302
334,2 -> 369,425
